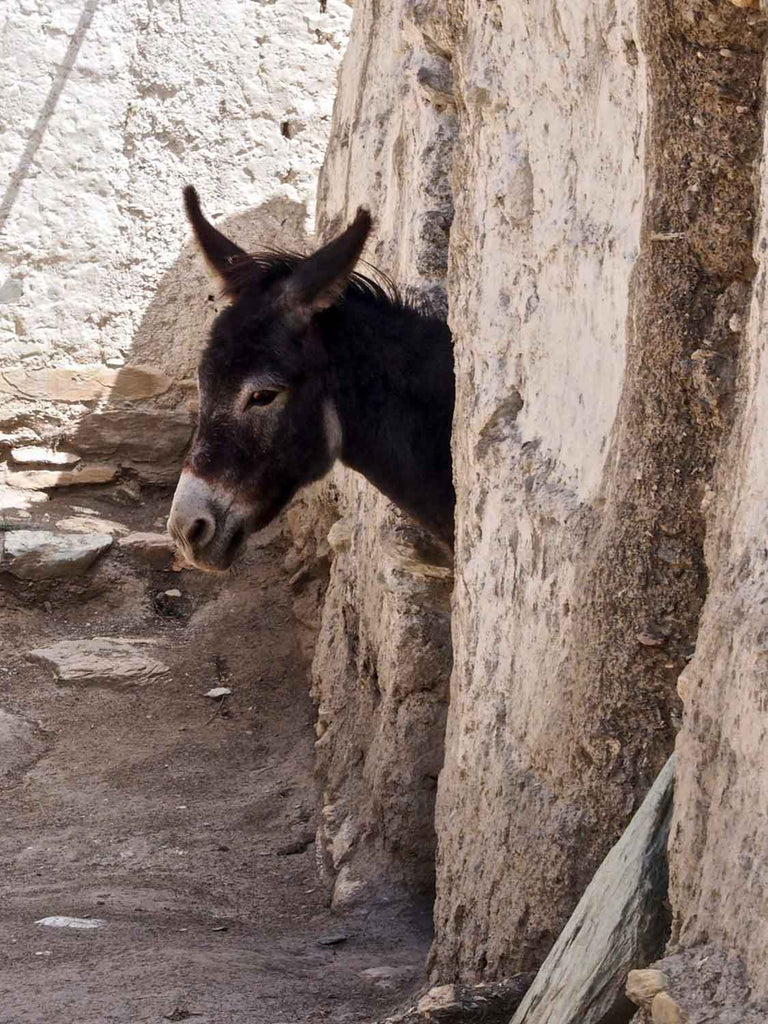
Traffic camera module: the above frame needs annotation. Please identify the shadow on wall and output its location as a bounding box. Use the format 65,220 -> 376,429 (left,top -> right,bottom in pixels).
1,198 -> 311,504
0,0 -> 100,236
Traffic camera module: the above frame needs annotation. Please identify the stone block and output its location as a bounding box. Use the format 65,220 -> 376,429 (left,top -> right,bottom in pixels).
29,638 -> 170,689
2,529 -> 113,579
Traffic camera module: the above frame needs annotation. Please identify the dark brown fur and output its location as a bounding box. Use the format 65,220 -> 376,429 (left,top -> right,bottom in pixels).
172,187 -> 455,567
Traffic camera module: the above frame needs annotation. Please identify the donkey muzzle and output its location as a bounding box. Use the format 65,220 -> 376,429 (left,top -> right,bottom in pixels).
168,470 -> 248,572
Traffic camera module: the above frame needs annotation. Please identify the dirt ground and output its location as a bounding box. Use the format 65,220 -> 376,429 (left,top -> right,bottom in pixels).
0,487 -> 430,1024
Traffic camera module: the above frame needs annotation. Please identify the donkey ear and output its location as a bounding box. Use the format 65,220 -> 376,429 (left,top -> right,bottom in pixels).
184,186 -> 250,294
282,207 -> 372,316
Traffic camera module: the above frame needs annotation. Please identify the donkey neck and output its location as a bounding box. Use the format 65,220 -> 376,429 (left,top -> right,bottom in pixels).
321,295 -> 455,545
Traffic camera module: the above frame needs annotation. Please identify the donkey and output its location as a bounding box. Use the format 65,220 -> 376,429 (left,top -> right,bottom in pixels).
168,187 -> 455,571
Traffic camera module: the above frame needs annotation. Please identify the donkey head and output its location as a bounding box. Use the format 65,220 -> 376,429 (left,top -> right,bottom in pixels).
169,187 -> 371,571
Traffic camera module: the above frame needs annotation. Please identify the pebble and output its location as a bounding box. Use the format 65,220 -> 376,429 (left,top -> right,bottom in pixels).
0,709 -> 45,777
204,687 -> 232,698
317,932 -> 350,946
35,917 -> 106,929
652,991 -> 684,1024
627,969 -> 670,1008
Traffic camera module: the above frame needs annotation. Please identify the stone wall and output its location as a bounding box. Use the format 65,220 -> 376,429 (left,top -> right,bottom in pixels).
669,14 -> 768,992
433,0 -> 764,983
0,0 -> 350,501
307,0 -> 768,1008
297,0 -> 457,913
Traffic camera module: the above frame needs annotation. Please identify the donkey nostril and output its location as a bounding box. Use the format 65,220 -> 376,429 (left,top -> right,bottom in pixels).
186,515 -> 214,550
188,519 -> 206,544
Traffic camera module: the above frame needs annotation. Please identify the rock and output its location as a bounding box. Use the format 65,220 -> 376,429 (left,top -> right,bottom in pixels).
106,481 -> 142,506
1,530 -> 112,580
55,515 -> 129,537
417,985 -> 456,1015
651,991 -> 685,1024
0,484 -> 48,509
276,835 -> 314,856
627,969 -> 670,1009
153,589 -> 189,619
2,464 -> 118,490
10,446 -> 80,466
316,933 -> 350,946
381,977 -> 534,1024
29,638 -> 170,689
0,427 -> 39,444
35,917 -> 106,929
510,756 -> 675,1024
0,709 -> 45,775
360,965 -> 416,990
630,946 -> 768,1024
204,687 -> 231,698
118,532 -> 176,569
71,409 -> 193,483
0,365 -> 170,404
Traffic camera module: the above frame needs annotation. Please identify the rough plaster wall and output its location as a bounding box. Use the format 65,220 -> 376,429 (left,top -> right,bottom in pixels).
0,0 -> 350,488
669,30 -> 768,999
300,0 -> 457,911
308,0 -> 768,1003
433,0 -> 765,983
432,0 -> 654,978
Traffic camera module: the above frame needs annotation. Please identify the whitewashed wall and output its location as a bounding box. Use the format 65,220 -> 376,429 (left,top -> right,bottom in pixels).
0,0 -> 350,495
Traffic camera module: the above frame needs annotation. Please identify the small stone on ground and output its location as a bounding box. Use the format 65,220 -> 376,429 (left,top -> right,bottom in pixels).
35,917 -> 106,929
317,932 -> 350,946
627,969 -> 670,1009
118,531 -> 176,569
0,709 -> 45,776
381,977 -> 534,1024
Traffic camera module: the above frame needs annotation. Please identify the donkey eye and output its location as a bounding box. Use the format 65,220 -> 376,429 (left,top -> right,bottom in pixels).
248,389 -> 279,408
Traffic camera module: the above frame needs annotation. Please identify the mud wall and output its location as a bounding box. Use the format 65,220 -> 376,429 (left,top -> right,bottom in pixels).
291,0 -> 457,912
307,0 -> 768,1005
0,0 -> 350,498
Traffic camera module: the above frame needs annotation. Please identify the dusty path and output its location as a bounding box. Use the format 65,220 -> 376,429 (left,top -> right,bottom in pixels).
0,490 -> 429,1024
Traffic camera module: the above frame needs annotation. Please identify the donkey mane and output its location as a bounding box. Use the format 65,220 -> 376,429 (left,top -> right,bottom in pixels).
223,249 -> 437,318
